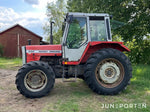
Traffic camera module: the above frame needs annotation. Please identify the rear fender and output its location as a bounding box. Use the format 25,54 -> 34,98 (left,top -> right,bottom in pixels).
80,41 -> 130,63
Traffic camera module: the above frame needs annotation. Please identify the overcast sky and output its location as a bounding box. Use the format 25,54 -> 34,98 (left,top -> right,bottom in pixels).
0,0 -> 55,40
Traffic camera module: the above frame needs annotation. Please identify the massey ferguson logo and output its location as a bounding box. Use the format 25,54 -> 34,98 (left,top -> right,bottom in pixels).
26,50 -> 61,53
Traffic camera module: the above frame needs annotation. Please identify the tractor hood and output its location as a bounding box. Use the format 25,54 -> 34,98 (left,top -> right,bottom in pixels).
25,45 -> 62,63
26,44 -> 62,56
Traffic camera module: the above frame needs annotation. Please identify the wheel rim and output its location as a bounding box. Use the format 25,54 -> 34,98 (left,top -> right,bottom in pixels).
95,58 -> 124,88
24,70 -> 47,92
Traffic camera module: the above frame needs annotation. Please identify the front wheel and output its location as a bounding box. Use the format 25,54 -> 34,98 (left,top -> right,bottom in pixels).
84,48 -> 132,95
16,61 -> 55,98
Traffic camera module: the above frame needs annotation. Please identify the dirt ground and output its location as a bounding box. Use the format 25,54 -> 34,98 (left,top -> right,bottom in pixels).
1,68 -> 149,112
0,68 -> 68,112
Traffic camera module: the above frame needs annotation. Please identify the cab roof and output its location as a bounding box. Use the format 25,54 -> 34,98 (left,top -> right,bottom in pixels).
67,12 -> 109,17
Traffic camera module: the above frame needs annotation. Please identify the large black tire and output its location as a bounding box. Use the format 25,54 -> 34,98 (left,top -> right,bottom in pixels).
84,48 -> 132,95
16,61 -> 55,98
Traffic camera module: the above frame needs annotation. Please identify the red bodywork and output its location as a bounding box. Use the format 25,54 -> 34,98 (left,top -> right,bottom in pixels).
25,42 -> 130,65
26,45 -> 62,63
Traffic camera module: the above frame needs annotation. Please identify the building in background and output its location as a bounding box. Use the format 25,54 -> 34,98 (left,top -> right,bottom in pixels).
0,24 -> 45,57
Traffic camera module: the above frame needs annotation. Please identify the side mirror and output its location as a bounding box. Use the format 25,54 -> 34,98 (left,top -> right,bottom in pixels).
110,15 -> 113,19
66,15 -> 73,23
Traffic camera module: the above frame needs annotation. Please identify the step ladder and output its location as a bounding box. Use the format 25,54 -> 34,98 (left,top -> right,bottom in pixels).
62,65 -> 77,82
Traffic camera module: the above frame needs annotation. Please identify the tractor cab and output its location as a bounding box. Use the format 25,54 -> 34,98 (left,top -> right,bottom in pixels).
62,12 -> 112,62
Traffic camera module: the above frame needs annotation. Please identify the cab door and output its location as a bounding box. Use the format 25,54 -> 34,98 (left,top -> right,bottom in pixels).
63,17 -> 88,62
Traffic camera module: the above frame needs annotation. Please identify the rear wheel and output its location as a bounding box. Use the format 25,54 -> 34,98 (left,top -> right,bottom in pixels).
84,48 -> 132,95
16,61 -> 55,98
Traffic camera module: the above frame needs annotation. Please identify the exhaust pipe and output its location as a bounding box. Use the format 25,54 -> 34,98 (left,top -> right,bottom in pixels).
50,21 -> 55,44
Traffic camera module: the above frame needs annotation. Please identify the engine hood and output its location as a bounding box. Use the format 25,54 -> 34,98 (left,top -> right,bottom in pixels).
26,44 -> 61,50
26,44 -> 62,56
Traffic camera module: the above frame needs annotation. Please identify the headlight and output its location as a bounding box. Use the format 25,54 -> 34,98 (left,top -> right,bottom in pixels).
22,46 -> 26,64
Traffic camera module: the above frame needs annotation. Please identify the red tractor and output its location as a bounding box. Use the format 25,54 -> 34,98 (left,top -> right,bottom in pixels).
16,12 -> 132,98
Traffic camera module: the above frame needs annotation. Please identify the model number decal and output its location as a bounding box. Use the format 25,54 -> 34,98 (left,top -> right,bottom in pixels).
26,50 -> 61,53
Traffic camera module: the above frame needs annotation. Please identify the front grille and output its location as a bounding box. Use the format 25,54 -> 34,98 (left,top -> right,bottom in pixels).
22,46 -> 26,64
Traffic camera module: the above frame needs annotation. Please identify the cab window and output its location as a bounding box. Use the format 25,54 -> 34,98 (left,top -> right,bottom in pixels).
66,17 -> 87,48
90,17 -> 107,41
